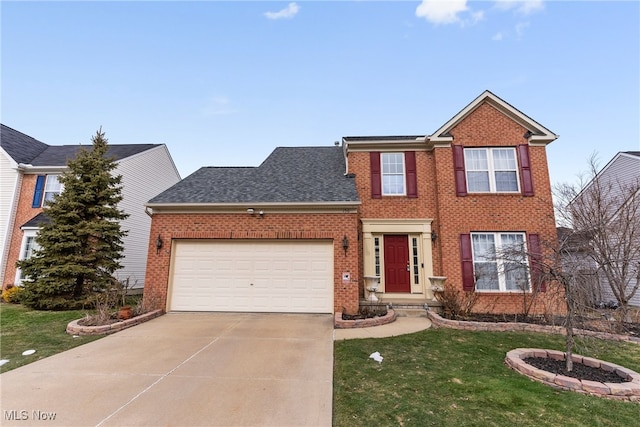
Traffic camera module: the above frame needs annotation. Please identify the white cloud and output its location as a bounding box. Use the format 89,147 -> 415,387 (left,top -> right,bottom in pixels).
515,21 -> 530,38
201,96 -> 238,116
264,3 -> 300,20
494,0 -> 544,15
416,0 -> 468,24
415,0 -> 484,26
492,32 -> 505,41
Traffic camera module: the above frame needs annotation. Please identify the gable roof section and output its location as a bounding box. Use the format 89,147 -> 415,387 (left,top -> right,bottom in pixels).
148,146 -> 360,206
21,212 -> 52,229
1,124 -> 162,167
429,90 -> 558,146
1,124 -> 49,164
28,144 -> 161,166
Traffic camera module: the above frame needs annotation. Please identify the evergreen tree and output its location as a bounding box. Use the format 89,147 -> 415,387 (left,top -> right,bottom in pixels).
18,129 -> 129,310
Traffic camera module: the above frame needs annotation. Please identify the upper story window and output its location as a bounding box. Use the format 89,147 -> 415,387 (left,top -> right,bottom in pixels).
44,175 -> 63,203
464,148 -> 519,193
32,174 -> 64,208
370,152 -> 417,199
453,144 -> 534,197
381,153 -> 405,195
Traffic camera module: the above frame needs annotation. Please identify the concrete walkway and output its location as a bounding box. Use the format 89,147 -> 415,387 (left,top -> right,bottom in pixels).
0,313 -> 333,427
334,316 -> 432,340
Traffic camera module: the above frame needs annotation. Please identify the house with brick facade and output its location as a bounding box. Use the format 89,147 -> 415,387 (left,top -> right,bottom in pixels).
142,91 -> 560,316
0,124 -> 181,290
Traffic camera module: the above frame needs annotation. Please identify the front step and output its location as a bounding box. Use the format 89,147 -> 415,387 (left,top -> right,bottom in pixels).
359,300 -> 441,317
391,307 -> 428,318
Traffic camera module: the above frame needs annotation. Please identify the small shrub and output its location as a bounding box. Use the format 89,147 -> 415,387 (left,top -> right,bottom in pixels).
434,285 -> 478,319
2,285 -> 22,303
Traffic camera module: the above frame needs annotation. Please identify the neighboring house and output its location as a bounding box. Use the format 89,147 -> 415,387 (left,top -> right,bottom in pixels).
143,91 -> 560,315
564,151 -> 640,308
0,124 -> 181,289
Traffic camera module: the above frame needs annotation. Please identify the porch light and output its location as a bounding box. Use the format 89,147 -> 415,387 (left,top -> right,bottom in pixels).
342,235 -> 349,255
155,235 -> 163,254
431,231 -> 438,242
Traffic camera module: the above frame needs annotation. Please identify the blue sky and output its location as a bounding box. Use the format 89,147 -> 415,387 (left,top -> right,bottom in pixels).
2,1 -> 639,187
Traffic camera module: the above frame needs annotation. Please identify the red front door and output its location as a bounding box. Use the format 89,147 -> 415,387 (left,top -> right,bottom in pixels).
383,235 -> 411,293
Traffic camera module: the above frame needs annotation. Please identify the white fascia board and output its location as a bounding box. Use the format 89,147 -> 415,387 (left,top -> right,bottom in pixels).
146,201 -> 361,214
17,165 -> 67,174
429,90 -> 558,145
343,137 -> 428,153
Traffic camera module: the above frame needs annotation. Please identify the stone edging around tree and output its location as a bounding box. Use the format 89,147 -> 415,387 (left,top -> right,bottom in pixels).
505,348 -> 640,402
334,309 -> 397,329
66,309 -> 163,336
426,311 -> 640,344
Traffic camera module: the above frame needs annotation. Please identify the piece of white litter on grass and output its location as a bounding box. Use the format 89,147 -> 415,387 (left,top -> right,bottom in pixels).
73,335 -> 80,338
369,351 -> 383,363
22,349 -> 36,356
0,359 -> 9,366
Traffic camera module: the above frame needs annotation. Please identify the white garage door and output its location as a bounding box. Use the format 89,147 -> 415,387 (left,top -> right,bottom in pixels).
169,240 -> 334,313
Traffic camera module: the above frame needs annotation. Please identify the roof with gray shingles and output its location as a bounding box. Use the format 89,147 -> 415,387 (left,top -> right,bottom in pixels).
1,124 -> 49,164
29,144 -> 161,166
21,212 -> 52,229
149,146 -> 359,204
1,124 -> 161,166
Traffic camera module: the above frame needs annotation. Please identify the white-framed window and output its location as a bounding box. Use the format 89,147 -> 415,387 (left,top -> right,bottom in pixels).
381,153 -> 405,195
15,229 -> 40,284
464,148 -> 519,193
43,175 -> 63,203
472,232 -> 529,291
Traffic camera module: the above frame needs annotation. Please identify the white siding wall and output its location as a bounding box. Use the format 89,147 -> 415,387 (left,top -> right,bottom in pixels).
575,153 -> 640,308
598,155 -> 640,307
114,146 -> 181,288
0,150 -> 20,284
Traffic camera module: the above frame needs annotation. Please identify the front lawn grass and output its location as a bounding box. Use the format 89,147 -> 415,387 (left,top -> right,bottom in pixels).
334,328 -> 640,427
0,304 -> 102,373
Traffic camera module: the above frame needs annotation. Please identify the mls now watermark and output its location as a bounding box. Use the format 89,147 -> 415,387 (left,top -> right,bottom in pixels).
4,410 -> 57,421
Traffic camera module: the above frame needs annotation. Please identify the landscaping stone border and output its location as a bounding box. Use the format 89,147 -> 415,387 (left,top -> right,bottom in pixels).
334,309 -> 396,329
426,311 -> 640,343
505,348 -> 640,402
66,309 -> 163,336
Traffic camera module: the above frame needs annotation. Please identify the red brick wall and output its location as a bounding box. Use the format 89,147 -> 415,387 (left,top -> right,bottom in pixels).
2,174 -> 43,288
142,211 -> 360,313
346,102 -> 562,315
434,103 -> 561,314
348,150 -> 438,219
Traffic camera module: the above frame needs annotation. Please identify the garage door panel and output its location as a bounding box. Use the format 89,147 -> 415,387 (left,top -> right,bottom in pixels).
170,240 -> 333,313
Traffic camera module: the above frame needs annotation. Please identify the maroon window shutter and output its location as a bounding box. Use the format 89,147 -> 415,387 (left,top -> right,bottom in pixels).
405,151 -> 417,198
370,152 -> 382,199
518,144 -> 534,196
528,233 -> 546,292
460,233 -> 475,291
452,145 -> 467,196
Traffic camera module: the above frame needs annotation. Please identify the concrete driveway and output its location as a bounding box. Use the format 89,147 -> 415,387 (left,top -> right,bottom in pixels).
0,313 -> 334,427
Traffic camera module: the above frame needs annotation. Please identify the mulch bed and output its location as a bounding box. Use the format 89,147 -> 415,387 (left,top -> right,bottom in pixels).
342,306 -> 388,321
450,312 -> 640,337
524,357 -> 629,383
